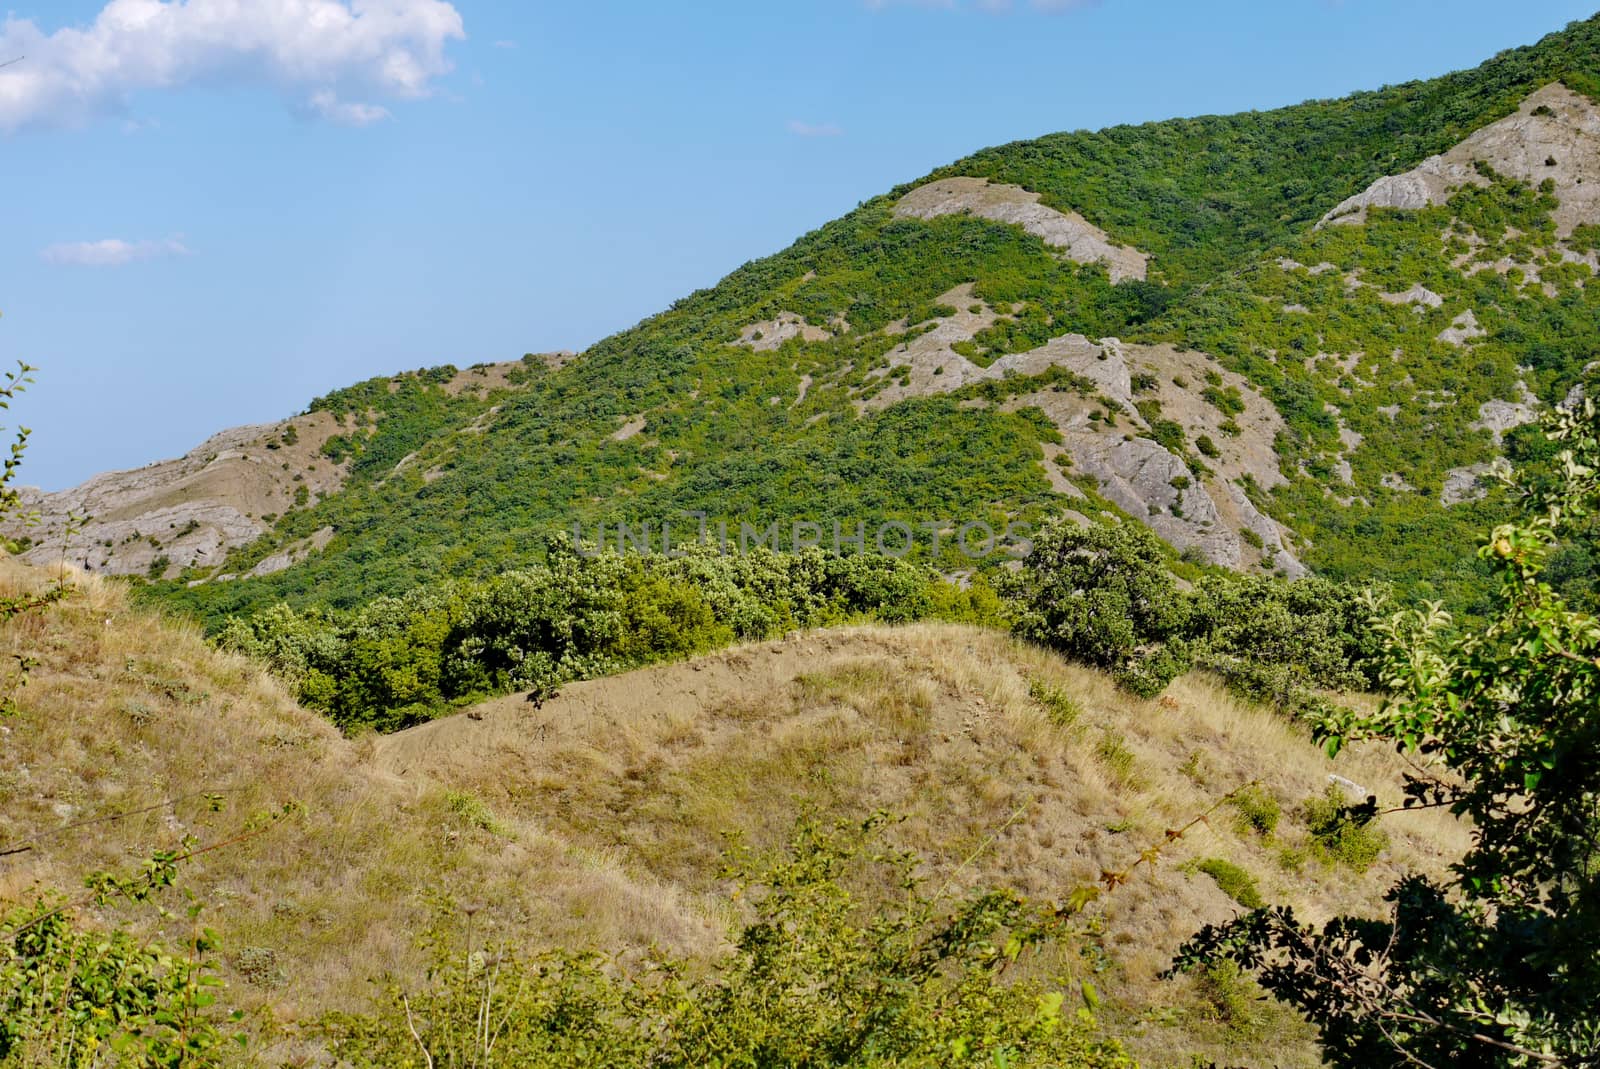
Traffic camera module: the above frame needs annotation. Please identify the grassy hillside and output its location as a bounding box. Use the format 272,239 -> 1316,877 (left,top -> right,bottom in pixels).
1,561 -> 1466,1066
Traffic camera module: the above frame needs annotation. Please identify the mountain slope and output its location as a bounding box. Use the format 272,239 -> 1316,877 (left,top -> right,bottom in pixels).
21,14 -> 1600,622
5,359 -> 549,582
0,562 -> 1465,1067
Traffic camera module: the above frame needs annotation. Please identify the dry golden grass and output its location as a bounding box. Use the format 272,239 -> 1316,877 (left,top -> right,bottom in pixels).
0,563 -> 723,1056
373,623 -> 1467,1067
1,561 -> 1468,1067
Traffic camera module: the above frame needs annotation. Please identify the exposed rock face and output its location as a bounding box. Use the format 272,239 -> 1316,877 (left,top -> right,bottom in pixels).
1322,82 -> 1600,236
1437,310 -> 1487,346
1002,343 -> 1306,577
4,412 -> 348,579
610,416 -> 648,442
857,284 -> 1004,408
735,312 -> 833,351
1381,473 -> 1418,492
1441,463 -> 1497,506
894,177 -> 1149,282
1472,382 -> 1542,444
247,526 -> 337,578
1378,283 -> 1444,308
848,287 -> 1302,573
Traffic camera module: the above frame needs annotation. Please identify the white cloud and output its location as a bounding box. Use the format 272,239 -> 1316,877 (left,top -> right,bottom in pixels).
40,236 -> 191,267
306,88 -> 389,125
787,119 -> 842,137
0,0 -> 466,133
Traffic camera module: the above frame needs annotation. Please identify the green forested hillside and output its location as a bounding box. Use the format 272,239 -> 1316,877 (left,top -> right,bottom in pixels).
144,14 -> 1600,625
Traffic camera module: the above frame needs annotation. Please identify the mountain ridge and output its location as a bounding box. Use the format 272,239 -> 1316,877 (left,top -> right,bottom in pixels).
14,14 -> 1600,622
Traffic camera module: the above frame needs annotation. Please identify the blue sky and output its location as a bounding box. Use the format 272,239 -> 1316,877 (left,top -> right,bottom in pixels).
4,0 -> 1597,489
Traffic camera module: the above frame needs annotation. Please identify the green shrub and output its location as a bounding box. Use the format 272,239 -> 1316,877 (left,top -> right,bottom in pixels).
0,848 -> 242,1068
445,790 -> 508,836
1228,785 -> 1281,838
1302,786 -> 1388,871
1007,518 -> 1192,697
1095,730 -> 1137,785
1201,384 -> 1245,417
1028,678 -> 1084,727
1006,518 -> 1383,704
1194,858 -> 1265,909
926,571 -> 1012,628
1192,959 -> 1266,1036
1184,574 -> 1385,714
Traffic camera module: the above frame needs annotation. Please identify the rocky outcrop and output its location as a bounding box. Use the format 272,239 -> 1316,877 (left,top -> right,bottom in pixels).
247,526 -> 337,578
735,312 -> 834,351
1441,463 -> 1498,506
1322,82 -> 1600,238
1471,382 -> 1541,444
4,412 -> 348,579
1437,310 -> 1486,345
1378,283 -> 1444,308
856,284 -> 1006,408
844,281 -> 1303,573
1381,473 -> 1418,492
1004,362 -> 1305,576
895,177 -> 1149,282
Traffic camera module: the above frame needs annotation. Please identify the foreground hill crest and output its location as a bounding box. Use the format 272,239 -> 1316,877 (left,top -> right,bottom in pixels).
0,560 -> 1468,1066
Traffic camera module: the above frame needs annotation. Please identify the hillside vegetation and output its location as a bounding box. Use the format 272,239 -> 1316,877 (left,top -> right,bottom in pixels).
2,13 -> 1586,624
0,560 -> 1465,1066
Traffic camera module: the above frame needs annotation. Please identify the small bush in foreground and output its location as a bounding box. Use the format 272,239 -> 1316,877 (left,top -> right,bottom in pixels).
323,815 -> 1132,1068
1029,677 -> 1084,728
1190,959 -> 1266,1037
1095,731 -> 1138,786
0,846 -> 242,1068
